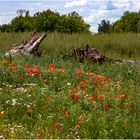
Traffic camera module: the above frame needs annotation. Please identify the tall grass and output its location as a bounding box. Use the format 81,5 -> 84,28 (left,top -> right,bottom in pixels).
0,32 -> 140,59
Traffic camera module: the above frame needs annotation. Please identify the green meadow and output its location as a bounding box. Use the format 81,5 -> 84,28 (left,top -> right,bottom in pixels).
0,32 -> 140,139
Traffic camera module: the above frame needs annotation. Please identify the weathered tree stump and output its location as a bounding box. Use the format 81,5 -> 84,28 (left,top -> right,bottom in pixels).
9,31 -> 48,56
63,44 -> 106,63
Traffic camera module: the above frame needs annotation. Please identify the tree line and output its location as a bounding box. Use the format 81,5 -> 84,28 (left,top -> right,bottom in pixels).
0,9 -> 90,33
0,9 -> 140,33
98,11 -> 140,33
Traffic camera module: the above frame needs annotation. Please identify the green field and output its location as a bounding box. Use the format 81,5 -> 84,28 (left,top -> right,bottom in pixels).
0,33 -> 140,139
0,32 -> 140,59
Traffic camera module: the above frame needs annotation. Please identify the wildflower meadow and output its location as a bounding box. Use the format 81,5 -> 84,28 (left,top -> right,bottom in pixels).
0,33 -> 140,139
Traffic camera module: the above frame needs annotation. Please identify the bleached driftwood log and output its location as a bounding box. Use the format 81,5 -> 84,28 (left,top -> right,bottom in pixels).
9,31 -> 48,56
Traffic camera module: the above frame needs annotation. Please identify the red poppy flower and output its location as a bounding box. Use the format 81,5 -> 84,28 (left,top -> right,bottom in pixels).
101,81 -> 105,86
125,104 -> 132,109
28,108 -> 33,113
88,96 -> 96,101
29,69 -> 39,75
75,124 -> 80,129
50,64 -> 54,67
34,65 -> 38,69
24,64 -> 30,68
33,70 -> 39,74
71,93 -> 78,101
96,75 -> 104,80
26,72 -> 31,77
76,86 -> 81,91
80,81 -> 85,87
76,69 -> 83,75
53,77 -> 57,80
119,94 -> 126,99
103,104 -> 109,109
105,86 -> 110,91
78,117 -> 84,123
59,127 -> 63,133
115,97 -> 121,101
89,73 -> 94,78
96,85 -> 101,89
98,94 -> 104,99
54,122 -> 61,127
105,78 -> 112,82
11,63 -> 17,69
48,67 -> 55,72
58,68 -> 64,72
85,79 -> 90,83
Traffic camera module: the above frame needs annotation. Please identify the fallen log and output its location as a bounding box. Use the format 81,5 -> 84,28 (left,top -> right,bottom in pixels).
63,44 -> 106,64
63,44 -> 140,67
9,31 -> 48,56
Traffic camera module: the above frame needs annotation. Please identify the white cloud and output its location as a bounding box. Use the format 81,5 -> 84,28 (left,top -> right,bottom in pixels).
0,19 -> 2,25
79,8 -> 84,12
0,16 -> 4,24
110,0 -> 140,11
36,2 -> 42,6
84,9 -> 121,24
130,1 -> 140,11
89,26 -> 98,33
112,0 -> 131,10
65,0 -> 88,8
84,0 -> 140,32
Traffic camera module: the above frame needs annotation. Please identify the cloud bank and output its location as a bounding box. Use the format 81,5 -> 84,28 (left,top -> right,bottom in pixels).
64,0 -> 140,32
65,0 -> 88,8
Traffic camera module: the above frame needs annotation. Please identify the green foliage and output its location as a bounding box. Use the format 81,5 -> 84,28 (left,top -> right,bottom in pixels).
137,19 -> 140,32
1,9 -> 140,34
0,24 -> 11,32
0,10 -> 90,33
97,11 -> 140,33
98,20 -> 112,33
112,11 -> 140,33
113,20 -> 125,33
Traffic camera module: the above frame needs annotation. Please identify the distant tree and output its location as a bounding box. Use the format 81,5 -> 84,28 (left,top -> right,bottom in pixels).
33,10 -> 90,33
123,11 -> 139,32
112,11 -> 140,33
25,10 -> 30,17
0,24 -> 11,32
16,9 -> 27,17
10,16 -> 34,32
136,11 -> 140,33
98,20 -> 111,33
33,9 -> 60,32
64,11 -> 90,33
0,9 -> 90,33
113,20 -> 125,33
137,20 -> 140,33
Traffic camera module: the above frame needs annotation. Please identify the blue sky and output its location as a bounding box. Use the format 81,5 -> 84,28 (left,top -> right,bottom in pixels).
0,0 -> 140,32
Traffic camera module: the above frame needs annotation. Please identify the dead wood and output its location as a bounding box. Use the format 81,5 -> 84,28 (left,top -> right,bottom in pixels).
63,44 -> 106,64
9,31 -> 48,56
